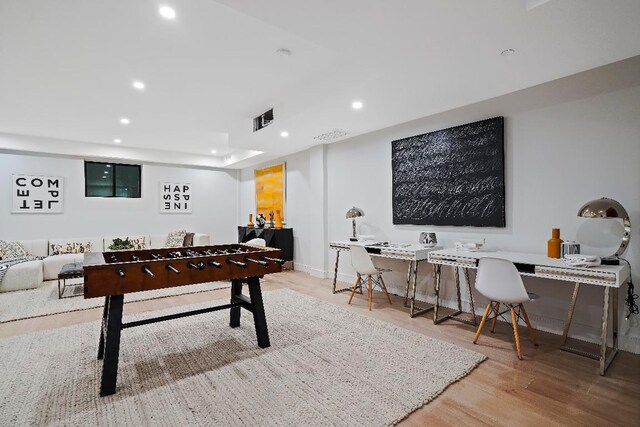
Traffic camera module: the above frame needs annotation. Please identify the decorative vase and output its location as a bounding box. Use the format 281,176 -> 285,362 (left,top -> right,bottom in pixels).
268,210 -> 275,228
547,228 -> 563,258
247,213 -> 254,227
256,214 -> 266,228
275,210 -> 283,229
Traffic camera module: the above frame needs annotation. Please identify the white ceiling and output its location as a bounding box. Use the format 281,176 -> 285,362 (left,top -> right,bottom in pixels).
1,0 -> 639,168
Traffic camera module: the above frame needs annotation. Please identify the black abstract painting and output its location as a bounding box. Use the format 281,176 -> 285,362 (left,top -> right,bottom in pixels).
392,117 -> 505,227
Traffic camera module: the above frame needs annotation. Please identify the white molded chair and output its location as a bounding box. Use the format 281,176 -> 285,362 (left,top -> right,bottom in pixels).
348,245 -> 392,311
473,257 -> 538,359
245,238 -> 266,247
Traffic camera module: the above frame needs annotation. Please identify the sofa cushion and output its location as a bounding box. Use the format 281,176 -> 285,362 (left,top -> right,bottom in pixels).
0,259 -> 44,292
48,237 -> 103,255
0,240 -> 28,260
193,233 -> 210,246
43,253 -> 84,281
17,239 -> 49,257
149,234 -> 168,249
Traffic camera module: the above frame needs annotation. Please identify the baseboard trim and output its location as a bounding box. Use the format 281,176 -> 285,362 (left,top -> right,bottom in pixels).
294,264 -> 326,279
293,263 -> 310,273
308,268 -> 326,279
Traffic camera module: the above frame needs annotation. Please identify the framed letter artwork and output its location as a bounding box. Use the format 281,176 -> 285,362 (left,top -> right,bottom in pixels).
12,174 -> 64,213
160,182 -> 192,214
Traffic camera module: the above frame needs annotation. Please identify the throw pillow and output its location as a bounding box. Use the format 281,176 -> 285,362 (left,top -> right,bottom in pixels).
50,241 -> 92,256
165,230 -> 187,248
129,236 -> 147,250
108,237 -> 146,251
0,240 -> 28,260
183,232 -> 195,247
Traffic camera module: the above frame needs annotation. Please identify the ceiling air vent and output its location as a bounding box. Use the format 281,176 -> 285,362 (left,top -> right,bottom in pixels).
313,128 -> 350,142
253,108 -> 274,132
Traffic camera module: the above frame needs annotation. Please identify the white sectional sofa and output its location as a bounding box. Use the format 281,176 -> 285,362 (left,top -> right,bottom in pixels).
1,233 -> 210,293
0,259 -> 44,293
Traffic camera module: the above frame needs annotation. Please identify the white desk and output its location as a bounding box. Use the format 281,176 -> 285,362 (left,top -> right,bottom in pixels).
329,240 -> 440,317
428,248 -> 629,375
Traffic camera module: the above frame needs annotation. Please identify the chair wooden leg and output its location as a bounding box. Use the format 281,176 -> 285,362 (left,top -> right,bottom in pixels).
348,274 -> 361,305
368,275 -> 373,311
511,307 -> 523,360
378,274 -> 392,305
490,302 -> 500,333
519,304 -> 538,346
473,303 -> 493,344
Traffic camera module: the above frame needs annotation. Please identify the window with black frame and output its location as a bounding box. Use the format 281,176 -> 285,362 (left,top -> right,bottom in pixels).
85,161 -> 141,198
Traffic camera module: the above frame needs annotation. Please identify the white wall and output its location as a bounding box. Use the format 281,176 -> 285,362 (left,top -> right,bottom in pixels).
239,57 -> 640,353
0,151 -> 239,243
326,60 -> 640,353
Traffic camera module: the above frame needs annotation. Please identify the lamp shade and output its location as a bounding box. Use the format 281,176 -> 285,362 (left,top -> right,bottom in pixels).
346,206 -> 365,219
577,197 -> 630,258
577,197 -> 628,220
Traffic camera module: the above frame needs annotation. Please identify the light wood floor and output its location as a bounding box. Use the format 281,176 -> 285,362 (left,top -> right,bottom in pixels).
1,271 -> 639,426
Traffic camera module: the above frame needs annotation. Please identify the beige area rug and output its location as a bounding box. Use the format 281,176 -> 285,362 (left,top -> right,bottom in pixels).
0,288 -> 486,426
0,279 -> 230,323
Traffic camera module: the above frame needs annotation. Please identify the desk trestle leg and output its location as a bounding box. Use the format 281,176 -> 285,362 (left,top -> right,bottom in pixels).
404,261 -> 413,307
409,260 -> 434,318
560,283 -> 619,375
561,283 -> 580,344
332,250 -> 361,294
434,267 -> 477,325
463,268 -> 477,325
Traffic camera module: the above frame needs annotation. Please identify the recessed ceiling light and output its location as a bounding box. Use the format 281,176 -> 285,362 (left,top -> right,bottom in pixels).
106,165 -> 112,167
159,6 -> 176,20
132,81 -> 145,90
351,101 -> 363,110
280,131 -> 289,138
104,171 -> 109,174
501,48 -> 516,56
211,149 -> 217,154
113,139 -> 122,143
120,118 -> 130,125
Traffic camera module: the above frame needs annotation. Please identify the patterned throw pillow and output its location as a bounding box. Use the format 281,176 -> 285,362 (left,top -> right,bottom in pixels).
0,240 -> 29,260
129,236 -> 147,250
183,232 -> 195,247
108,236 -> 146,251
50,241 -> 92,256
165,230 -> 187,248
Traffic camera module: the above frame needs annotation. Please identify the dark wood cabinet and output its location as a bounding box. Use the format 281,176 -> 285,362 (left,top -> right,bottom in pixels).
238,226 -> 294,262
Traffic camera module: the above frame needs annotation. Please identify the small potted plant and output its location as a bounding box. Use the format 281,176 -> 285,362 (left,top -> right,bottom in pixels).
108,237 -> 134,251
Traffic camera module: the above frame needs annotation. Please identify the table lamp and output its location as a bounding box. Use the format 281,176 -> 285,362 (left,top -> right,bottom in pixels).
577,197 -> 631,265
346,206 -> 364,241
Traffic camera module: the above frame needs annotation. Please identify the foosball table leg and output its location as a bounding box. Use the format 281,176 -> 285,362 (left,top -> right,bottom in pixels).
97,296 -> 109,360
229,279 -> 242,328
100,294 -> 124,397
247,277 -> 270,349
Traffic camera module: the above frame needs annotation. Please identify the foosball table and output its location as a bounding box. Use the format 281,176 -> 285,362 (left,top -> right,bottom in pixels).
83,243 -> 284,397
